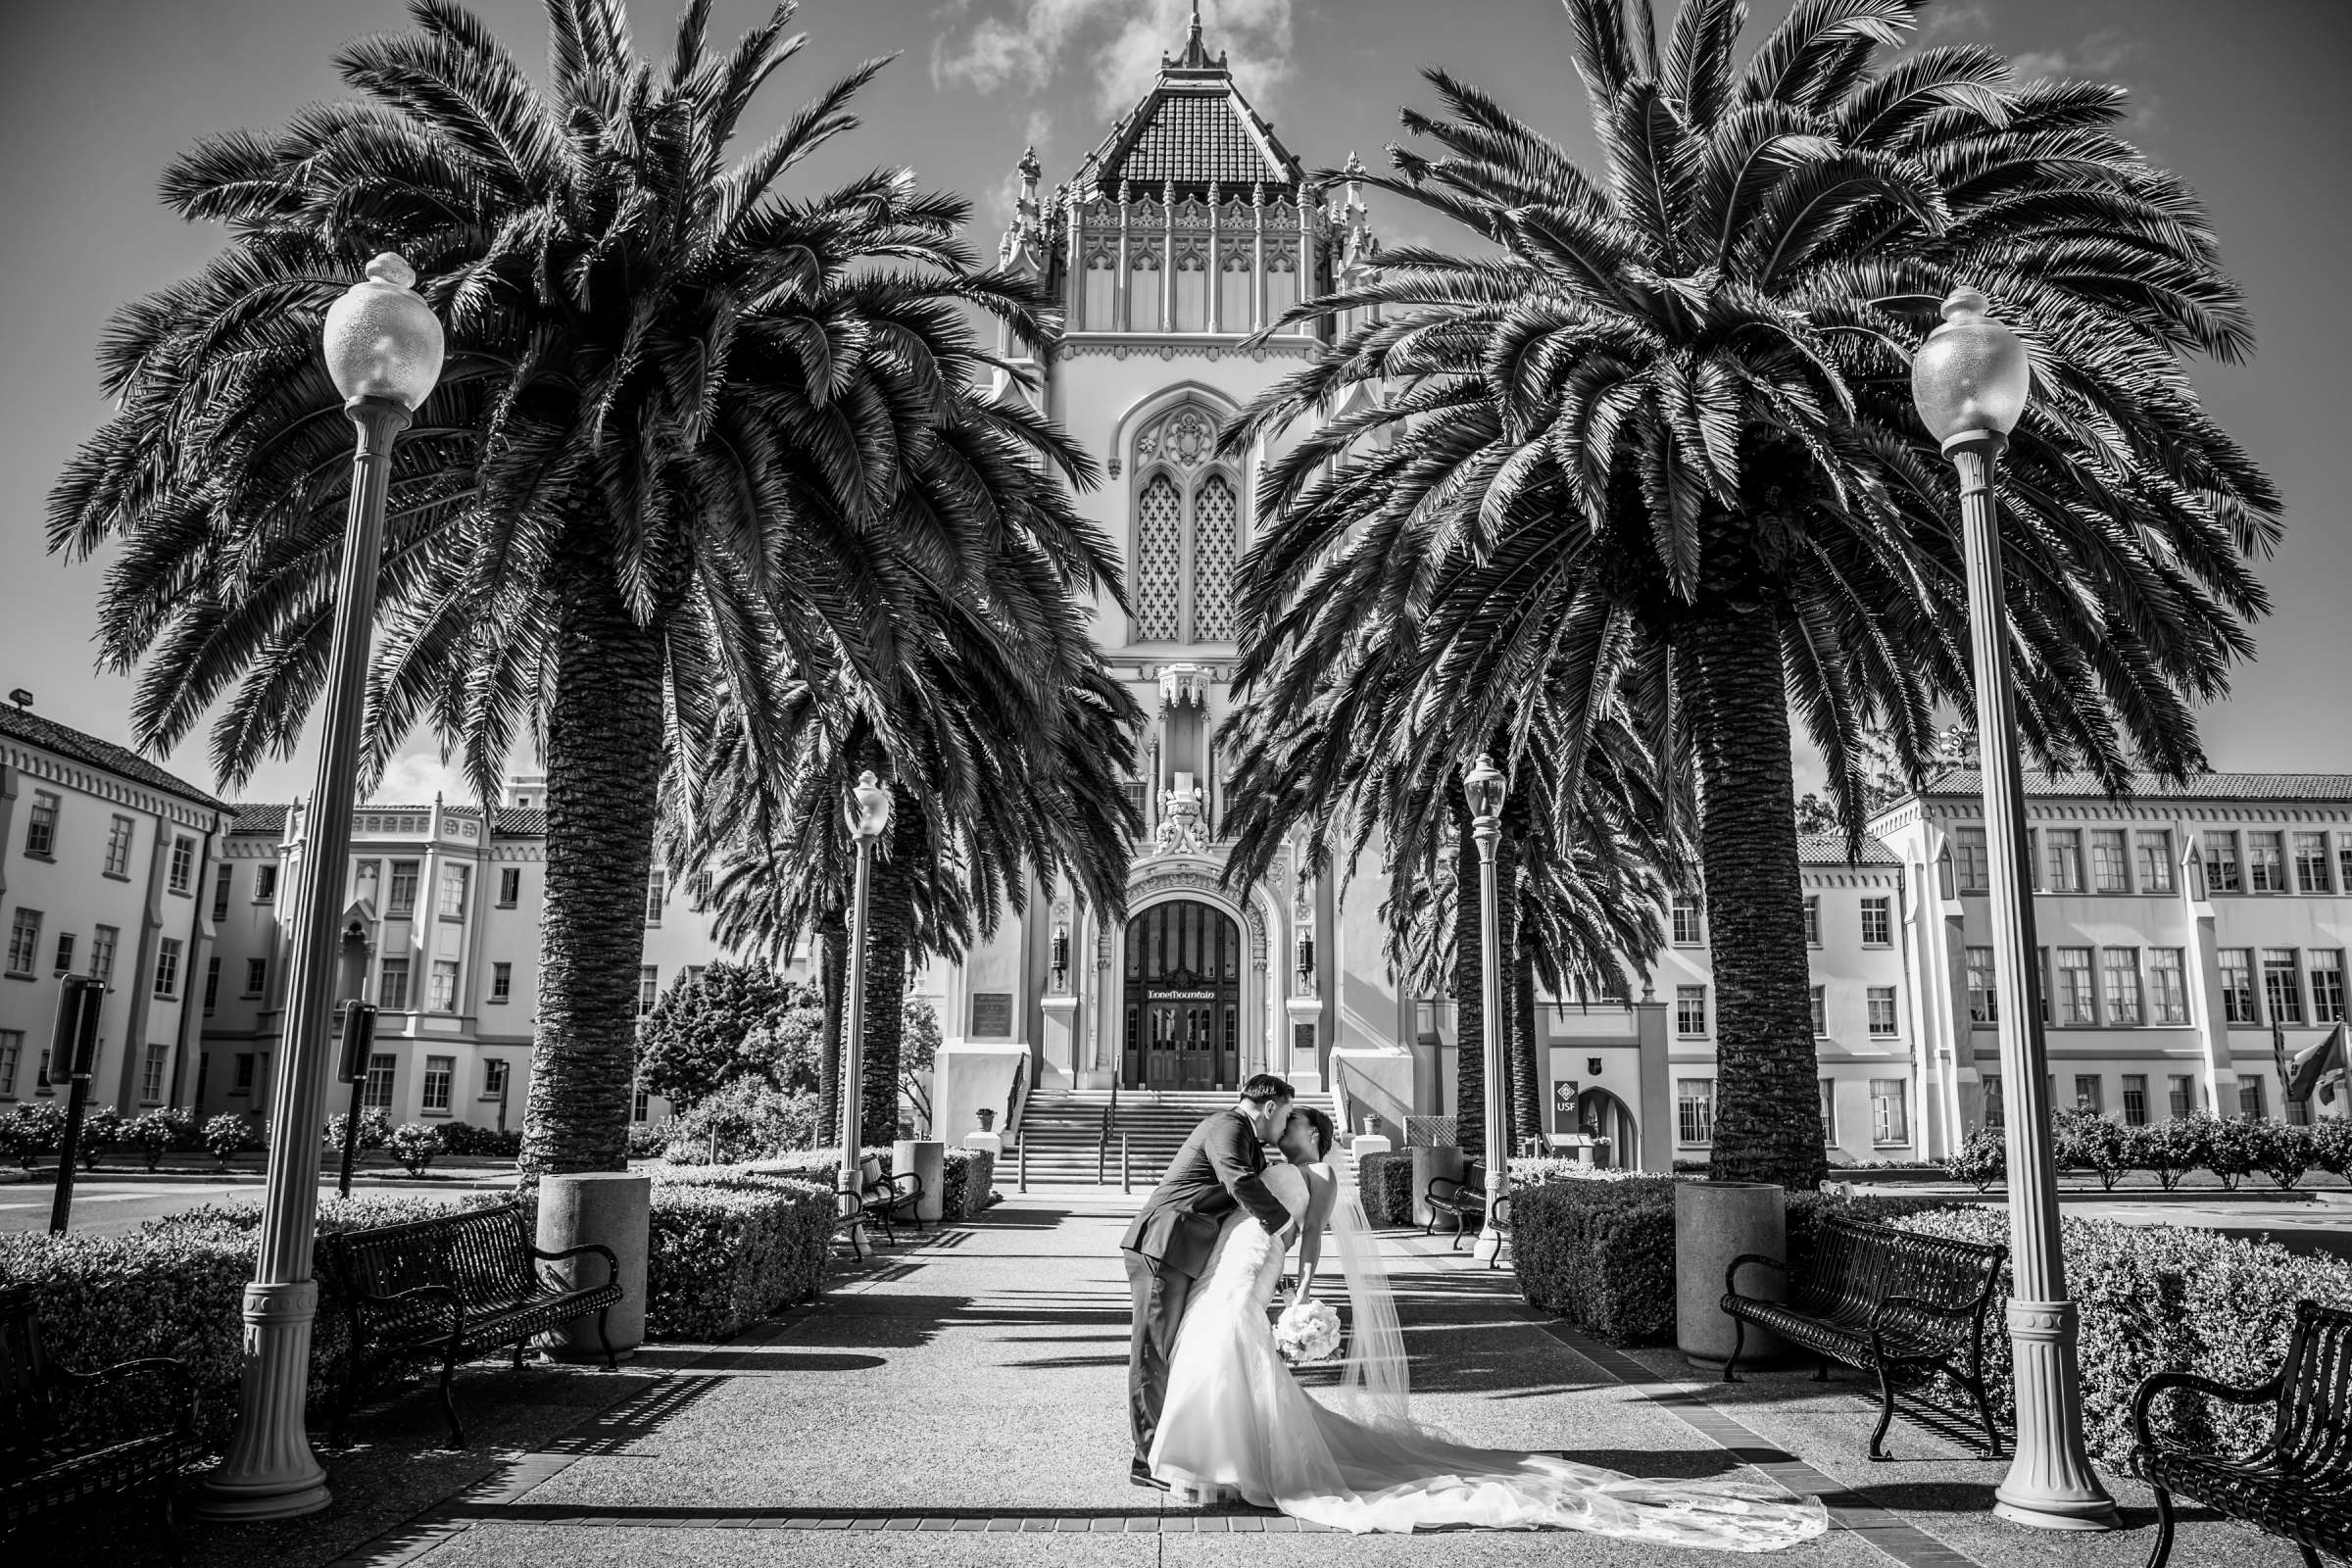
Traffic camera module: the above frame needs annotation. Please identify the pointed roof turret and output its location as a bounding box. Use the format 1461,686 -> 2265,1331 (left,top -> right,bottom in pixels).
1075,4 -> 1302,199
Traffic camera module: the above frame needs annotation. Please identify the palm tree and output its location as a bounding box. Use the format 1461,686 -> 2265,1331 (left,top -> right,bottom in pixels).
49,0 -> 1106,1178
1226,0 -> 2278,1188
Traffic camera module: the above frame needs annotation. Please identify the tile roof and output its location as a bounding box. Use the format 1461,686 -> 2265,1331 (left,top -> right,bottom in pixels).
232,804 -> 290,836
1073,17 -> 1302,198
1921,769 -> 2352,804
0,701 -> 223,810
494,808 -> 547,838
1798,833 -> 1902,866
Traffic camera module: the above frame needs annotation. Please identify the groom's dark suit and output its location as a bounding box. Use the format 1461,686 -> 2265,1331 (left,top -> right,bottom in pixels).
1121,1108 -> 1295,1469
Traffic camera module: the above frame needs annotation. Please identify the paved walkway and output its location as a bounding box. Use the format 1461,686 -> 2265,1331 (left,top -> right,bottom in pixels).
68,1184 -> 2307,1567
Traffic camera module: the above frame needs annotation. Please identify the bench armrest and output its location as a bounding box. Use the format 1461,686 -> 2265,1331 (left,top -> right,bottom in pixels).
1868,1293 -> 1982,1328
1426,1177 -> 1480,1203
531,1240 -> 621,1290
57,1355 -> 200,1436
353,1282 -> 466,1334
834,1190 -> 866,1226
2132,1367 -> 2284,1457
1492,1194 -> 1513,1229
1723,1252 -> 1786,1298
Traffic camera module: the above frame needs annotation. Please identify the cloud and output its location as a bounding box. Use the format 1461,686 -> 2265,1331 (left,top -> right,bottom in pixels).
1919,2 -> 1992,41
2007,47 -> 2070,83
932,0 -> 1295,117
2007,30 -> 2161,135
369,747 -> 486,808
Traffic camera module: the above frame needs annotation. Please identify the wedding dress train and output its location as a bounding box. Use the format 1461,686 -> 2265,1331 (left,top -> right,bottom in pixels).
1148,1163 -> 1830,1548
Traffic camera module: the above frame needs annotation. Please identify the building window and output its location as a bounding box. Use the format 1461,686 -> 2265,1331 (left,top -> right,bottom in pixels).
154,938 -> 181,999
2241,1078 -> 2268,1119
1671,896 -> 1702,946
429,960 -> 460,1012
379,957 -> 411,1011
244,957 -> 268,997
387,860 -> 418,917
1819,1079 -> 1837,1144
2102,949 -> 2142,1026
1803,895 -> 1821,947
490,961 -> 513,1003
633,1085 -> 652,1122
498,866 -> 520,906
2247,831 -> 2287,893
204,956 -> 221,1011
2315,951 -> 2347,1025
2044,829 -> 2083,893
639,965 -> 660,1016
2342,848 -> 2352,903
2202,831 -> 2241,893
2121,1074 -> 2148,1126
1868,987 -> 1898,1037
2264,949 -> 2304,1025
90,925 -> 117,986
52,932 -> 73,975
1859,897 -> 1891,946
2073,1074 -> 2104,1115
253,863 -> 277,902
2052,948 -> 2095,1025
2168,1074 -> 2195,1120
2090,830 -> 2128,893
1809,986 -> 1826,1037
0,1033 -> 18,1098
168,836 -> 195,895
212,864 -> 233,921
645,866 -> 665,927
421,1055 -> 453,1112
1983,1074 -> 2004,1130
1676,1079 -> 1714,1146
2297,833 -> 2333,894
1870,1079 -> 1908,1145
2150,948 -> 2189,1025
1952,828 -> 1988,893
141,1043 -> 168,1103
437,863 -> 468,919
687,871 -> 713,911
6,909 -> 41,978
2135,831 -> 2175,894
24,792 -> 59,858
483,1058 -> 509,1099
233,1053 -> 256,1093
363,1053 -> 396,1109
1675,986 -> 1707,1037
1129,248 -> 1162,332
1136,472 -> 1183,640
1082,249 -> 1115,328
2219,949 -> 2257,1024
1965,947 -> 1998,1024
104,814 -> 133,877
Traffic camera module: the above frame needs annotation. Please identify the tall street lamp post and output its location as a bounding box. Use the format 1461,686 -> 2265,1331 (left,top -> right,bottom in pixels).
1911,287 -> 2117,1531
1462,754 -> 1509,1264
200,254 -> 443,1522
836,770 -> 895,1259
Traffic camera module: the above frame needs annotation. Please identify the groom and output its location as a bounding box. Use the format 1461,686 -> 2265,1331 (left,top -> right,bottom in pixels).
1120,1072 -> 1299,1489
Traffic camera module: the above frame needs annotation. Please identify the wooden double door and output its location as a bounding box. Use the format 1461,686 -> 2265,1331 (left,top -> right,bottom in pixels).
1122,900 -> 1242,1091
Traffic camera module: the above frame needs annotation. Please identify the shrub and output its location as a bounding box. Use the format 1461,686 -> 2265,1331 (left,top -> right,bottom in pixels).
640,1174 -> 834,1341
2052,1109 -> 2130,1191
2255,1120 -> 2318,1190
124,1110 -> 181,1171
636,960 -> 816,1111
387,1123 -> 443,1176
662,1078 -> 818,1164
1943,1126 -> 2005,1193
940,1148 -> 997,1218
201,1113 -> 252,1167
1892,1207 -> 2352,1466
0,1102 -> 67,1168
322,1107 -> 394,1156
2311,1117 -> 2352,1178
74,1106 -> 124,1171
437,1120 -> 522,1159
2130,1117 -> 2207,1190
1357,1152 -> 1415,1226
624,1122 -> 670,1159
2201,1114 -> 2264,1190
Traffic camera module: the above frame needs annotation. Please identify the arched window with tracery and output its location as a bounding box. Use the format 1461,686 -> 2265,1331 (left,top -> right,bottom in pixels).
1131,404 -> 1245,645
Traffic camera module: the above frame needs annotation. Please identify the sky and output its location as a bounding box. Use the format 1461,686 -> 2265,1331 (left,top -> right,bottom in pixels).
2,0 -> 2348,808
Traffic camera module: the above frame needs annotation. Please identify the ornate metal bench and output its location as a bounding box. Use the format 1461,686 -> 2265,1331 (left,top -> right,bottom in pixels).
1424,1162 -> 1514,1259
1721,1214 -> 2005,1461
2,1284 -> 203,1563
322,1202 -> 622,1447
2133,1298 -> 2352,1568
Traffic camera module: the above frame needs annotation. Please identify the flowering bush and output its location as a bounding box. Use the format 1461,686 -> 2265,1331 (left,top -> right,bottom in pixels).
201,1112 -> 253,1167
2256,1121 -> 2319,1190
2052,1108 -> 2131,1190
662,1077 -> 818,1165
437,1120 -> 523,1158
2200,1113 -> 2265,1190
74,1106 -> 124,1171
1942,1126 -> 2005,1193
387,1123 -> 443,1176
322,1107 -> 393,1154
0,1102 -> 66,1168
2129,1117 -> 2209,1190
123,1109 -> 185,1170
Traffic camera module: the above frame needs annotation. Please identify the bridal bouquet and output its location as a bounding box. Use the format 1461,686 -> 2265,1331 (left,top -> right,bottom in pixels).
1273,1298 -> 1343,1365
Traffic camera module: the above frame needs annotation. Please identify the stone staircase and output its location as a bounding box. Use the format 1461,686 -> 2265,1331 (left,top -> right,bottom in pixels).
1010,1089 -> 1336,1187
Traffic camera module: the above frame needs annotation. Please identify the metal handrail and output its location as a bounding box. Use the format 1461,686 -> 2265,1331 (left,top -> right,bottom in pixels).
1097,1074 -> 1121,1185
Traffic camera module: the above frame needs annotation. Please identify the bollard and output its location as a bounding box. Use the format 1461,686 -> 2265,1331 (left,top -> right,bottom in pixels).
1018,1136 -> 1028,1194
1122,1134 -> 1131,1195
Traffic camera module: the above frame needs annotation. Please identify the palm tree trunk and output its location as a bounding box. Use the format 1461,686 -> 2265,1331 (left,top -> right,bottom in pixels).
858,813 -> 914,1149
1686,607 -> 1825,1191
1511,926 -> 1543,1149
520,550 -> 665,1181
816,903 -> 847,1147
1493,824 -> 1522,1155
1451,787 -> 1485,1165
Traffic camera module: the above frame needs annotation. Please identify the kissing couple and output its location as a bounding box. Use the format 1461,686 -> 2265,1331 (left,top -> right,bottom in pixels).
1119,1073 -> 1831,1546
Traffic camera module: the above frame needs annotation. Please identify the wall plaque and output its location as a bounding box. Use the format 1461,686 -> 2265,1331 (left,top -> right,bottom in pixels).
970,993 -> 1014,1038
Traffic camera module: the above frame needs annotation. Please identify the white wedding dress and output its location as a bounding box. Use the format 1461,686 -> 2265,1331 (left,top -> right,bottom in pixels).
1148,1162 -> 1830,1548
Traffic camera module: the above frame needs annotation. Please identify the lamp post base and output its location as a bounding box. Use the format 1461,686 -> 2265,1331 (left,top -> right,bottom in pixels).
1995,1298 -> 2119,1531
196,1280 -> 330,1522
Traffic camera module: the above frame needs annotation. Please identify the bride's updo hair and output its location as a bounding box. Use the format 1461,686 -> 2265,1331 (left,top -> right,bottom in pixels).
1296,1105 -> 1335,1160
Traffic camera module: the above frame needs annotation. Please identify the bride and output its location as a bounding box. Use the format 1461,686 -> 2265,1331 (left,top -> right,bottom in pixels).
1148,1106 -> 1831,1548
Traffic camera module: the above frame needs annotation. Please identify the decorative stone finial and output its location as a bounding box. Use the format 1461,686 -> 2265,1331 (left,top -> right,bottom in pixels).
1941,287 -> 1990,321
1018,145 -> 1041,181
365,253 -> 416,290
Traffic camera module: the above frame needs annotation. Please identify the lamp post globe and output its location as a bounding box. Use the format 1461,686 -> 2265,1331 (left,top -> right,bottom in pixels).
837,770 -> 896,1256
1460,754 -> 1510,1264
1913,288 -> 2115,1531
201,254 -> 442,1522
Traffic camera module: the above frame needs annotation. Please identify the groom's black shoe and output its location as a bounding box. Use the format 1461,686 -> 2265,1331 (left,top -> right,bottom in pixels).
1130,1459 -> 1170,1491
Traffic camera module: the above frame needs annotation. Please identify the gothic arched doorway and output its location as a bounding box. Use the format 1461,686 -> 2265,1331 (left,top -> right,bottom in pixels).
1575,1088 -> 1638,1170
1122,900 -> 1243,1090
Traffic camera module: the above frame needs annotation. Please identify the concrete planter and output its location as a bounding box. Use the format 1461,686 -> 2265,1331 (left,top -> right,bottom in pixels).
536,1171 -> 650,1361
1408,1146 -> 1464,1229
894,1138 -> 946,1222
1675,1181 -> 1787,1368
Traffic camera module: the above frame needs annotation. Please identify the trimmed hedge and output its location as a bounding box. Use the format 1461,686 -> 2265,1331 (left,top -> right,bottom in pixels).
1892,1207 -> 2352,1466
1357,1152 -> 1415,1226
635,1169 -> 834,1342
940,1149 -> 997,1218
1511,1176 -> 1957,1346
